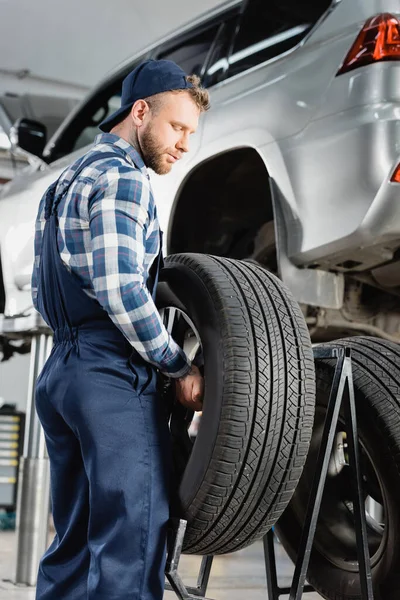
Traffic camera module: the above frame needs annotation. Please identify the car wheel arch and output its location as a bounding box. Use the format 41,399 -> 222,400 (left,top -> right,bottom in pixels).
167,147 -> 277,268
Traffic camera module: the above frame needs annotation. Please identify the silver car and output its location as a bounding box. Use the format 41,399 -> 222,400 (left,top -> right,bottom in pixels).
1,0 -> 400,345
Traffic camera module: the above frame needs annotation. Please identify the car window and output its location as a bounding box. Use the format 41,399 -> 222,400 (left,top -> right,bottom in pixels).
46,81 -> 124,162
223,0 -> 332,79
203,18 -> 237,88
71,93 -> 121,153
45,55 -> 147,163
157,24 -> 220,78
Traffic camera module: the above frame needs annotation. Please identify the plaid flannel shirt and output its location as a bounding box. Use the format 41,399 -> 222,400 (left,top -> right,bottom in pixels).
32,133 -> 191,378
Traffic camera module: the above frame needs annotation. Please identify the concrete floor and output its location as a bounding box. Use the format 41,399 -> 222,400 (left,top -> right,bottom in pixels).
0,530 -> 323,599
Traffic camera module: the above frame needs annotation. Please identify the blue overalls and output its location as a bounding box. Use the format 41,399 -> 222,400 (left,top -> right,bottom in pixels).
34,153 -> 171,600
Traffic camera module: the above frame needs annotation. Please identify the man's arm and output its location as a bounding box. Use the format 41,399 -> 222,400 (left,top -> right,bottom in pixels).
88,162 -> 191,378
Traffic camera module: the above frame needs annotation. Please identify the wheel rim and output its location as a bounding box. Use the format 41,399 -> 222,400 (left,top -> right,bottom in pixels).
291,405 -> 388,572
160,306 -> 202,363
159,306 -> 203,476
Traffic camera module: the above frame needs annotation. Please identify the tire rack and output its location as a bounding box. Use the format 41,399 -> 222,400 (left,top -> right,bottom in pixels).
165,345 -> 375,600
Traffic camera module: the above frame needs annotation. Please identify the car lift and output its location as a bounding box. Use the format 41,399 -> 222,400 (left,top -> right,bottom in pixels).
165,346 -> 375,600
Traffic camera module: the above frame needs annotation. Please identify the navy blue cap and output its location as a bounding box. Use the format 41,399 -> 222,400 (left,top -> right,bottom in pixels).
99,59 -> 193,132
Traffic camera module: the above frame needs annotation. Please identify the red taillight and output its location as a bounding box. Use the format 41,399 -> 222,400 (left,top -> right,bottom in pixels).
391,164 -> 400,183
337,13 -> 400,75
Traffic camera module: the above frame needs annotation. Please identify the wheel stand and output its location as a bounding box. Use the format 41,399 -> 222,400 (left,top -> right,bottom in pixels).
165,518 -> 214,599
165,346 -> 375,600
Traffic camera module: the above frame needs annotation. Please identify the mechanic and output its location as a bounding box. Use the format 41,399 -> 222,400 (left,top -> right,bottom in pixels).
30,59 -> 210,600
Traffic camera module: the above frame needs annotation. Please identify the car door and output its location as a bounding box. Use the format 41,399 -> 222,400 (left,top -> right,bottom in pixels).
198,0 -> 327,164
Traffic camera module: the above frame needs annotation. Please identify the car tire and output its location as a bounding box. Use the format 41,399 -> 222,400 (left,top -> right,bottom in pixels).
275,336 -> 400,600
156,253 -> 315,555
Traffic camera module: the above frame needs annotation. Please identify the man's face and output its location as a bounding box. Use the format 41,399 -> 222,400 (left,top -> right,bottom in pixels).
136,92 -> 200,175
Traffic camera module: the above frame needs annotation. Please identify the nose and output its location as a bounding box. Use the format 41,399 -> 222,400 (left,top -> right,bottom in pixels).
176,132 -> 190,154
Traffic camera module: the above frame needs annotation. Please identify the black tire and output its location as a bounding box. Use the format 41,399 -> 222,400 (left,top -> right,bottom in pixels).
156,253 -> 315,555
275,336 -> 400,600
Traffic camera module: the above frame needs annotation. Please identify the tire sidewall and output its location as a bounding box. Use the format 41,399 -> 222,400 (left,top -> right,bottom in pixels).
157,263 -> 225,513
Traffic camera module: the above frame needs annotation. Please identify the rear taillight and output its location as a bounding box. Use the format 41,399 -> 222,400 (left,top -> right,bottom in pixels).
391,164 -> 400,183
337,13 -> 400,75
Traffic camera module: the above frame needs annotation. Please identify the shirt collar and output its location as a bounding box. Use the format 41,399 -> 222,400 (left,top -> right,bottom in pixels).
94,133 -> 149,178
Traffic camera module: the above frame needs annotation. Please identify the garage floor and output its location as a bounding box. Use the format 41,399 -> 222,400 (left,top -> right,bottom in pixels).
0,530 -> 322,599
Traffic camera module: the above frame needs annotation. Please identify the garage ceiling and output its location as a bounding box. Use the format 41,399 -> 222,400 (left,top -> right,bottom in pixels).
1,0 -> 226,93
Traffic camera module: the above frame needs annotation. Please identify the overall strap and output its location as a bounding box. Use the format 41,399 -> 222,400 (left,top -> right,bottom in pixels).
44,151 -> 119,220
150,231 -> 164,301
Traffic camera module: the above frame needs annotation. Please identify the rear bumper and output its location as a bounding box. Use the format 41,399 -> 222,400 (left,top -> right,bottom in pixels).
278,102 -> 400,268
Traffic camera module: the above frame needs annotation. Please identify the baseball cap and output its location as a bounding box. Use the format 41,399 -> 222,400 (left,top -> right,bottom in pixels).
99,59 -> 193,133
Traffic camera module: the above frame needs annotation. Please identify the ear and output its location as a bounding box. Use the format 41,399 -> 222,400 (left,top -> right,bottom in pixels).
130,100 -> 150,128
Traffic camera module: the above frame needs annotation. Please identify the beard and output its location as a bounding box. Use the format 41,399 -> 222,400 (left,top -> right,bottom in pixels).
132,124 -> 172,176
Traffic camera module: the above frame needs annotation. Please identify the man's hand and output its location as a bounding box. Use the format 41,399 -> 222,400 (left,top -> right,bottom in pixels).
175,364 -> 204,412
